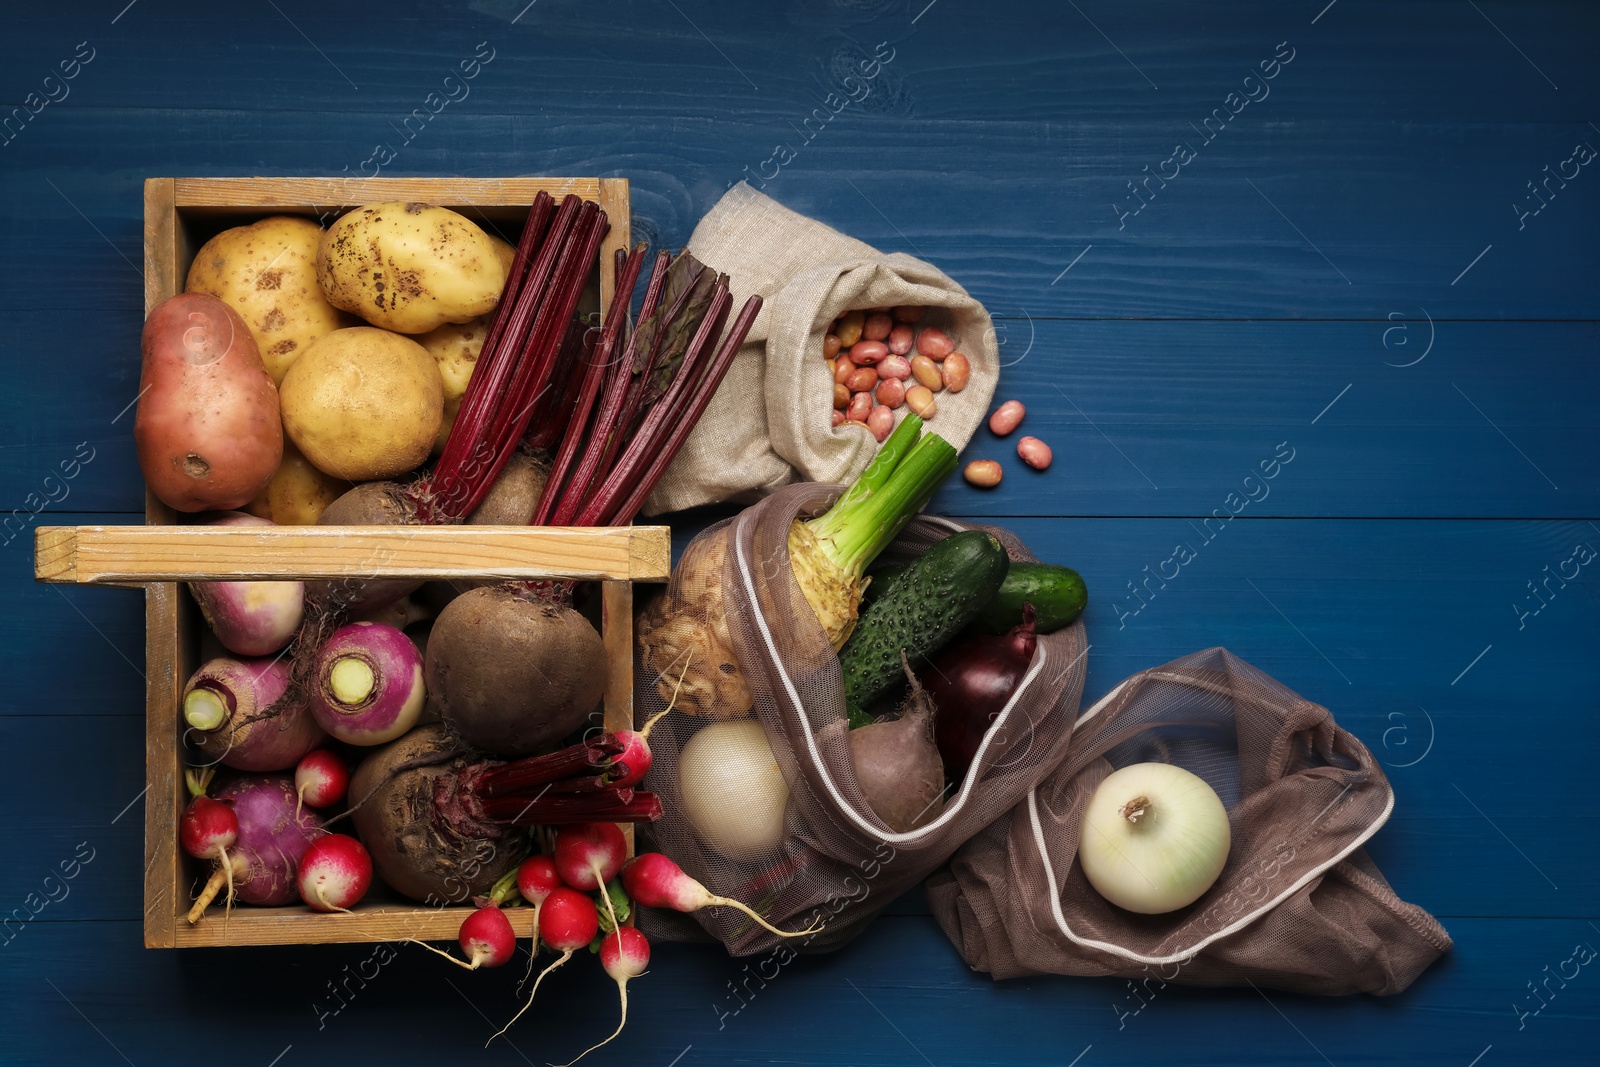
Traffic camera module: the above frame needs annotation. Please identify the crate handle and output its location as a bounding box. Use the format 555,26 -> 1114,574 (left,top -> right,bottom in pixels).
34,525 -> 671,585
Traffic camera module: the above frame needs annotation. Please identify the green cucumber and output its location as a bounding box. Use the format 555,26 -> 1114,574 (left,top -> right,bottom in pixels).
971,562 -> 1087,635
840,530 -> 1009,722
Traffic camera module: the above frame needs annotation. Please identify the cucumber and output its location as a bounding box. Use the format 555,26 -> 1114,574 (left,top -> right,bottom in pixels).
840,530 -> 1009,720
971,562 -> 1087,635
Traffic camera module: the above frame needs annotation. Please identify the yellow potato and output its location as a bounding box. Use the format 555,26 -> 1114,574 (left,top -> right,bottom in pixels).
316,203 -> 505,334
279,327 -> 444,480
244,439 -> 353,524
415,235 -> 515,454
185,216 -> 346,384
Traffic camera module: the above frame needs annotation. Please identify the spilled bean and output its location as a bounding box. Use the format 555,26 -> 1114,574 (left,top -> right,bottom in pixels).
941,352 -> 970,392
910,355 -> 944,391
1017,436 -> 1053,470
905,384 -> 938,418
964,460 -> 1003,488
989,400 -> 1025,435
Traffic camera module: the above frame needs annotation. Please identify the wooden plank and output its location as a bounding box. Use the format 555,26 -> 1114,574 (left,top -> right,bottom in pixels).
602,578 -> 637,856
597,176 -> 631,311
34,525 -> 672,584
170,175 -> 602,213
172,901 -> 541,949
16,320 -> 1600,519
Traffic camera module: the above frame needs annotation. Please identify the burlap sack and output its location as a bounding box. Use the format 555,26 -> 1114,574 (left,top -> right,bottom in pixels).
634,486 -> 1086,954
642,184 -> 999,515
926,648 -> 1452,995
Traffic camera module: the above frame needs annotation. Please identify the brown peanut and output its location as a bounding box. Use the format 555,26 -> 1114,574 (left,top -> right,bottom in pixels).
963,460 -> 1003,488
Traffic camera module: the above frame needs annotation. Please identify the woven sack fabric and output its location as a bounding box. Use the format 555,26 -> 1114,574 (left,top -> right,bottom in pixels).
643,184 -> 998,515
634,483 -> 1086,955
926,648 -> 1452,994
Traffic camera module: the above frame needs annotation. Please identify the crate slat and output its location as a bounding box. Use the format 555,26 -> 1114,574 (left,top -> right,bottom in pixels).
36,525 -> 670,584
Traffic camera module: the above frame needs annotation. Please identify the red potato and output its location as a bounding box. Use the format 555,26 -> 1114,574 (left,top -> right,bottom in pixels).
135,293 -> 282,512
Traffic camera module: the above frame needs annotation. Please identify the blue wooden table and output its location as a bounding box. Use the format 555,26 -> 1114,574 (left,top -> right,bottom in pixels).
3,2 -> 1596,1064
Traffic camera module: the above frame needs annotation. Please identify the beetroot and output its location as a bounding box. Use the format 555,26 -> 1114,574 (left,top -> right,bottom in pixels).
848,655 -> 945,832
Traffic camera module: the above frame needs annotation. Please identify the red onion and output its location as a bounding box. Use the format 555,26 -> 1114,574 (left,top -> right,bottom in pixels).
926,604 -> 1039,776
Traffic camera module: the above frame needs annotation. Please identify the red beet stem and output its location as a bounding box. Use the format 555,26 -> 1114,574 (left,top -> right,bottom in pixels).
432,195 -> 575,514
474,735 -> 625,797
545,250 -> 672,525
534,244 -> 649,525
477,791 -> 662,826
462,203 -> 608,518
586,292 -> 761,526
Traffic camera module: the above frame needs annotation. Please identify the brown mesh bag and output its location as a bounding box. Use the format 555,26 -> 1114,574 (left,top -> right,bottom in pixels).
634,482 -> 1088,955
926,648 -> 1452,995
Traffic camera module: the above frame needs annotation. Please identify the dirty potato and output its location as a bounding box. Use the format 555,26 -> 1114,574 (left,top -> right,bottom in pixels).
185,216 -> 346,384
316,203 -> 505,334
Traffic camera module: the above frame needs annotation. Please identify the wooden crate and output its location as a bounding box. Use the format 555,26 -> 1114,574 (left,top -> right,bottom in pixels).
40,176 -> 659,948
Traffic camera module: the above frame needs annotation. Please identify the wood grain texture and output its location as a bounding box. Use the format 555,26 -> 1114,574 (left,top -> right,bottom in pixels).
34,524 -> 672,583
0,0 -> 1594,1061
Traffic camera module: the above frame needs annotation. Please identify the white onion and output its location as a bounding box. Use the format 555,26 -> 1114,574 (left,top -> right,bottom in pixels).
677,718 -> 789,862
1078,762 -> 1231,915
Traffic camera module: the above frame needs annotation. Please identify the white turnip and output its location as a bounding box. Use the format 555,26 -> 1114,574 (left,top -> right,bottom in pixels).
188,512 -> 305,655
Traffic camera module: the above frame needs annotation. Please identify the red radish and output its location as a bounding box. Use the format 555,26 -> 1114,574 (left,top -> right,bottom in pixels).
298,834 -> 371,912
608,657 -> 689,789
179,770 -> 241,919
622,853 -> 821,939
514,854 -> 561,980
183,656 -> 325,772
188,512 -> 305,655
554,822 -> 627,931
294,749 -> 349,813
559,926 -> 650,1066
308,621 -> 425,746
491,888 -> 598,1044
188,773 -> 324,922
405,903 -> 517,971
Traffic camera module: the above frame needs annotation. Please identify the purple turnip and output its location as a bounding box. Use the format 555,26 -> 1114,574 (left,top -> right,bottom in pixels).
308,621 -> 425,746
188,512 -> 305,655
183,656 -> 325,772
187,773 -> 324,921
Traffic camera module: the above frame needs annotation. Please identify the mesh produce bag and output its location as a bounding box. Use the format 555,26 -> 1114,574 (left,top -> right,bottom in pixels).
926,648 -> 1452,995
641,183 -> 999,515
634,482 -> 1088,955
